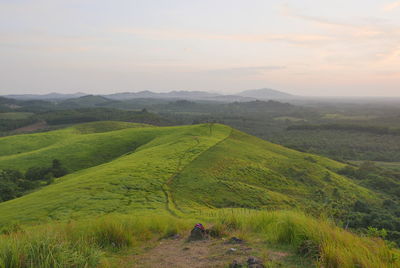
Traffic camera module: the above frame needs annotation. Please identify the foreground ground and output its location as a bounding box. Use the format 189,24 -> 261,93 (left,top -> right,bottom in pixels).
119,235 -> 310,268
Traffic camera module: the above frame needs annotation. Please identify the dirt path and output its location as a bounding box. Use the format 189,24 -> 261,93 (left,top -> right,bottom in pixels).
118,236 -> 301,268
162,125 -> 233,218
13,120 -> 48,133
124,237 -> 255,268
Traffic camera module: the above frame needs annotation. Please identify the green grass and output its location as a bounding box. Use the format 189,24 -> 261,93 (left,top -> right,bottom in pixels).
201,209 -> 400,268
323,113 -> 378,121
171,130 -> 376,213
0,122 -> 231,224
350,160 -> 400,172
0,112 -> 33,120
274,116 -> 306,122
0,214 -> 193,268
0,121 -> 156,171
0,121 -> 382,225
1,211 -> 398,268
0,121 -> 398,267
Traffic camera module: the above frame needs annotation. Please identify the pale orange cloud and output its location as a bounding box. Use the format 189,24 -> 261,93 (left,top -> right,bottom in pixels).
382,1 -> 400,12
114,27 -> 332,46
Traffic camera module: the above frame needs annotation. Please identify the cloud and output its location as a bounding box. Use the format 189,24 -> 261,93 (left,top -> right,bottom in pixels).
280,4 -> 400,65
280,5 -> 351,28
0,32 -> 104,52
206,66 -> 286,75
382,1 -> 400,12
114,27 -> 332,46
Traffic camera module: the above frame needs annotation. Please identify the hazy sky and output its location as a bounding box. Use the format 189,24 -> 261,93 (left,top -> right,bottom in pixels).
1,0 -> 400,96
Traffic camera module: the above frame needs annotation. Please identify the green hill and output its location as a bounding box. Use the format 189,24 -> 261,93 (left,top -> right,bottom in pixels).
0,121 -> 399,267
0,121 -> 380,224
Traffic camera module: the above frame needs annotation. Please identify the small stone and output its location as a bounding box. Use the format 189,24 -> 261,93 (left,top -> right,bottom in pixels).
247,256 -> 265,268
228,237 -> 243,244
229,260 -> 243,268
172,234 -> 181,240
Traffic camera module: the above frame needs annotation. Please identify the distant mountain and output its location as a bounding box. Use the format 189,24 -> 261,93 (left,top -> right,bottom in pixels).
237,88 -> 293,100
59,95 -> 115,108
105,90 -> 230,101
3,89 -> 294,103
4,92 -> 87,101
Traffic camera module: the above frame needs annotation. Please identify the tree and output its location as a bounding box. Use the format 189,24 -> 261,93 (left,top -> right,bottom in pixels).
25,166 -> 49,181
51,159 -> 68,178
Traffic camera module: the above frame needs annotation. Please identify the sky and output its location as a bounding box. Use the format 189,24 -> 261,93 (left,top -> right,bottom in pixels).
0,0 -> 400,96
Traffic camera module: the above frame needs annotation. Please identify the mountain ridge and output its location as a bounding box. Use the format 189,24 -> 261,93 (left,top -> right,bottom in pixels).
2,88 -> 293,102
238,88 -> 294,99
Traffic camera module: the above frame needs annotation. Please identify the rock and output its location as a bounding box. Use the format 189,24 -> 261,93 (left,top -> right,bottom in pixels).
172,234 -> 181,240
188,226 -> 205,241
247,256 -> 265,268
227,237 -> 243,244
229,260 -> 243,268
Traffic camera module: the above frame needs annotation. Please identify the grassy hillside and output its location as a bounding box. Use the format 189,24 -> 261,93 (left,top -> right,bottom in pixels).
0,121 -> 399,267
0,122 -> 231,224
171,130 -> 375,213
0,121 -> 382,225
0,121 -> 155,172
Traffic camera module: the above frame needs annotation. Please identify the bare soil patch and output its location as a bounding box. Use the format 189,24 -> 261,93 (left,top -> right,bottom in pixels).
13,120 -> 48,133
120,236 -> 295,268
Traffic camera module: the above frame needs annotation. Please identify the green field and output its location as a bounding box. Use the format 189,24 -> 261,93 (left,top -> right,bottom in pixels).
0,121 -> 398,267
323,113 -> 378,121
0,112 -> 33,120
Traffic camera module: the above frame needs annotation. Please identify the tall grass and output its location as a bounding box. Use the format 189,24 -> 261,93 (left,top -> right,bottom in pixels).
1,210 -> 399,267
0,214 -> 193,268
203,209 -> 400,268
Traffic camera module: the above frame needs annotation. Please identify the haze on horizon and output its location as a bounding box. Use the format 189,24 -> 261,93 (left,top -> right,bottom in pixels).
0,0 -> 399,97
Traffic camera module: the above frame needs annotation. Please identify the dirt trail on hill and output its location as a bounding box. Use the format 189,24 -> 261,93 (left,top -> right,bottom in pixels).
161,124 -> 233,217
120,236 -> 299,268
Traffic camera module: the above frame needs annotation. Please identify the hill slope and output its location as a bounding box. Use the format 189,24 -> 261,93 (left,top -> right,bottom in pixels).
0,122 -> 380,225
238,88 -> 293,99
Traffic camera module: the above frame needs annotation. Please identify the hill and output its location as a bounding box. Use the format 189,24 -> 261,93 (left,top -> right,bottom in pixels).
105,90 -> 255,102
58,95 -> 116,108
0,122 -> 399,267
238,88 -> 294,100
0,122 -> 381,224
3,92 -> 87,100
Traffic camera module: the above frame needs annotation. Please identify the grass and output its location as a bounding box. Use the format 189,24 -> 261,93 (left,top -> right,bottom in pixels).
0,121 -> 156,171
323,113 -> 378,121
0,210 -> 398,268
274,116 -> 306,122
0,121 -> 382,226
201,209 -> 400,268
350,160 -> 400,172
171,130 -> 376,213
0,214 -> 193,268
0,112 -> 33,120
0,121 -> 399,266
0,122 -> 231,224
